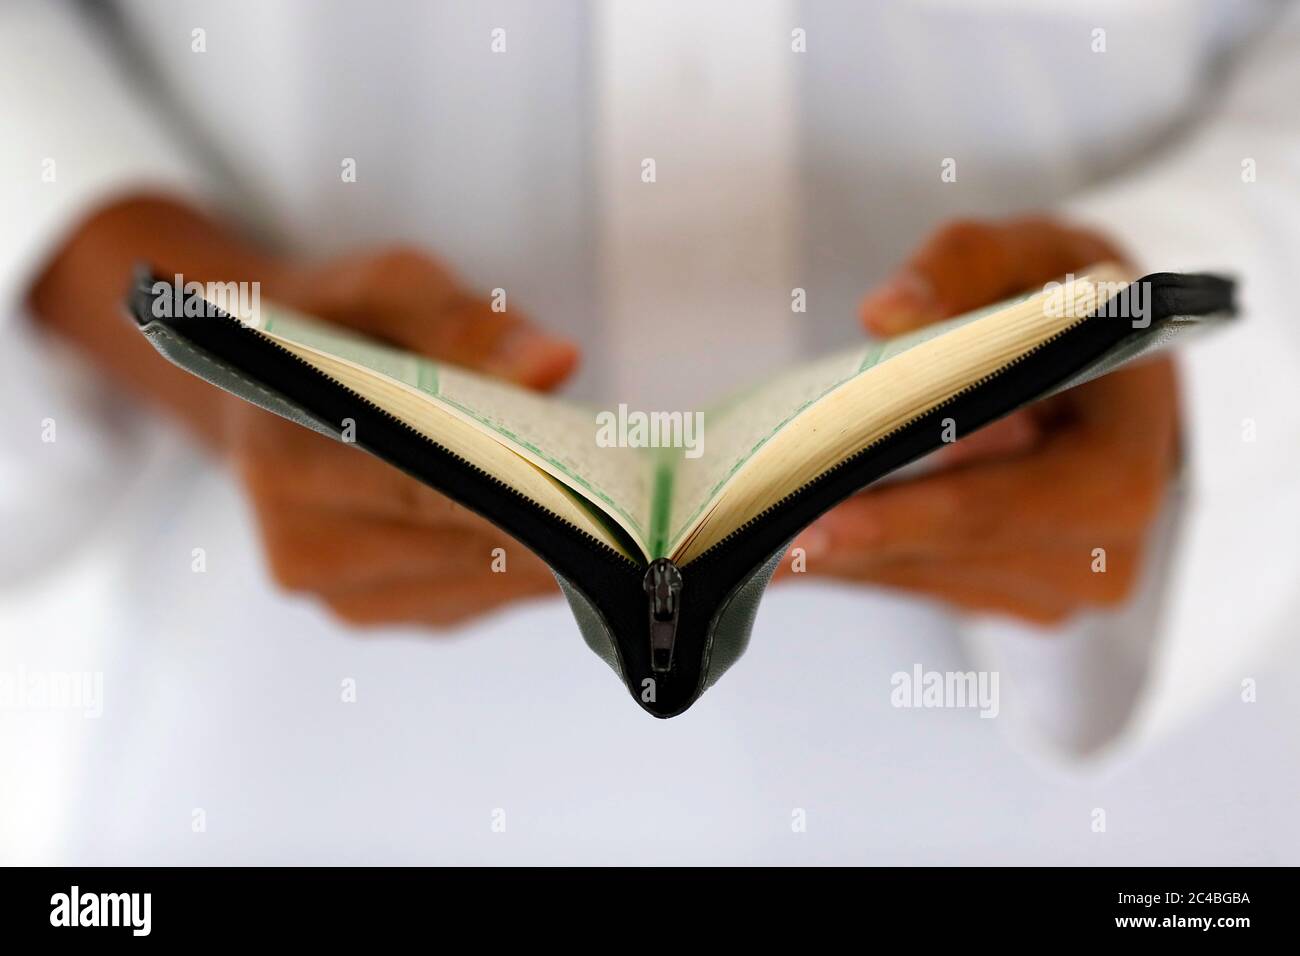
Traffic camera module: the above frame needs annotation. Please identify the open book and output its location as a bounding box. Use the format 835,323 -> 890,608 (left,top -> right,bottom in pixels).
130,267 -> 1235,717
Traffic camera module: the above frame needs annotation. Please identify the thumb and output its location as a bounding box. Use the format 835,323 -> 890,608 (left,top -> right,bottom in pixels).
859,217 -> 1128,339
383,296 -> 580,393
281,251 -> 581,392
469,317 -> 582,392
858,269 -> 944,339
860,218 -> 1014,338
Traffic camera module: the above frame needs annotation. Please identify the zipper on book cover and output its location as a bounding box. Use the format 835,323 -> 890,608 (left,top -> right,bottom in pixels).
137,281 -> 642,578
643,558 -> 683,673
639,298 -> 1153,678
683,306 -> 1129,574
244,322 -> 641,573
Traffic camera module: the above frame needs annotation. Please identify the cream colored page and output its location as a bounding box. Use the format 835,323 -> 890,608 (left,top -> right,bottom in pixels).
247,305 -> 656,555
664,347 -> 863,550
268,345 -> 632,556
666,270 -> 1129,560
663,304 -> 1003,552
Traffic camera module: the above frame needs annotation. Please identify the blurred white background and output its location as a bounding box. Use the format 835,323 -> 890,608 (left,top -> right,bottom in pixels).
2,437 -> 1295,864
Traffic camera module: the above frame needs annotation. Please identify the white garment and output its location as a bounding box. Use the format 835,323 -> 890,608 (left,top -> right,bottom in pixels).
1,0 -> 1297,863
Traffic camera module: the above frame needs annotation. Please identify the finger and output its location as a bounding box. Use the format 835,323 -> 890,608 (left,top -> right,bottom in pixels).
321,571 -> 556,630
290,248 -> 579,391
860,217 -> 1129,337
815,538 -> 1145,609
409,292 -> 581,392
231,414 -> 502,531
834,558 -> 1076,626
1067,356 -> 1178,441
935,409 -> 1041,468
792,428 -> 1165,560
254,506 -> 552,593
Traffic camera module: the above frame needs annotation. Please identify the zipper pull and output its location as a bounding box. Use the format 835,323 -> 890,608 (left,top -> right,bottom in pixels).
643,558 -> 683,674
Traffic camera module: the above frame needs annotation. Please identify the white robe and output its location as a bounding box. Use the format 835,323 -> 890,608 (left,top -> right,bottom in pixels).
1,0 -> 1297,863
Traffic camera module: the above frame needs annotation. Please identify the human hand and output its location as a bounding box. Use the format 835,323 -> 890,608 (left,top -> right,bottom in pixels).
31,198 -> 577,628
227,248 -> 580,628
786,217 -> 1178,625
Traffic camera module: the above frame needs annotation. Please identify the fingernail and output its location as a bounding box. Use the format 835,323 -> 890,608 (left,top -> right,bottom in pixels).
861,272 -> 938,336
792,524 -> 830,561
488,328 -> 580,389
940,411 -> 1040,466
